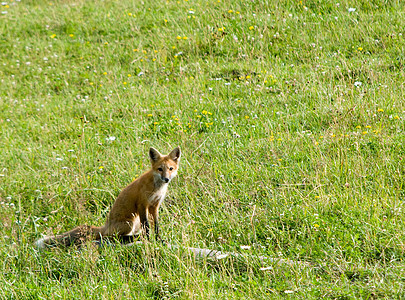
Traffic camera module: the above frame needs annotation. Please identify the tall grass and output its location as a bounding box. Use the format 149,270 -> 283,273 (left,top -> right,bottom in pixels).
0,0 -> 404,298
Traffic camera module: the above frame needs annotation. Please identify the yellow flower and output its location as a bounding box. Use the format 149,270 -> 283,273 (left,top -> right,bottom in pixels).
245,115 -> 249,119
69,34 -> 74,37
127,74 -> 132,77
365,125 -> 371,128
249,26 -> 254,30
183,36 -> 188,40
103,72 -> 107,75
358,47 -> 363,51
133,48 -> 139,52
128,13 -> 132,16
314,224 -> 319,228
246,75 -> 251,79
50,34 -> 56,39
218,27 -> 224,32
362,131 -> 368,135
164,19 -> 168,23
228,9 -> 233,13
377,108 -> 384,112
172,46 -> 176,49
147,114 -> 153,117
394,115 -> 399,120
123,82 -> 127,85
176,36 -> 182,40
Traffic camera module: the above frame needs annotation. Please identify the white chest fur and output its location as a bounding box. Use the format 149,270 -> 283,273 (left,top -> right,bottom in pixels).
148,184 -> 168,206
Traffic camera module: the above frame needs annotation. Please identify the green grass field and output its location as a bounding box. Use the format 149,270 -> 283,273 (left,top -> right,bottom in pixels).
1,0 -> 404,298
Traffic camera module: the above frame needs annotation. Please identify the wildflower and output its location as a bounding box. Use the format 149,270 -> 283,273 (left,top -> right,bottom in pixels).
133,48 -> 139,52
128,13 -> 132,16
176,36 -> 182,40
164,19 -> 168,23
365,125 -> 371,128
103,72 -> 107,75
377,108 -> 384,112
394,115 -> 399,120
348,7 -> 356,12
218,27 -> 224,32
228,10 -> 233,13
183,36 -> 188,40
356,125 -> 361,129
245,115 -> 249,119
354,81 -> 362,87
314,224 -> 319,228
358,47 -> 363,51
249,26 -> 254,30
50,34 -> 56,39
69,34 -> 74,37
246,75 -> 251,79
362,131 -> 368,135
147,114 -> 153,117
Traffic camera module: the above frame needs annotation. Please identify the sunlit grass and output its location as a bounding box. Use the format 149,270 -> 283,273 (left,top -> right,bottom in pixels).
0,0 -> 405,298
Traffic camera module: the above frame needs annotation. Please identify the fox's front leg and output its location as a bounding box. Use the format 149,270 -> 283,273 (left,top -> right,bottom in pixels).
139,208 -> 150,239
149,205 -> 162,242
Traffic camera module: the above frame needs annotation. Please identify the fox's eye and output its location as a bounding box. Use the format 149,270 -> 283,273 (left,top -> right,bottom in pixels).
158,168 -> 163,172
169,167 -> 174,171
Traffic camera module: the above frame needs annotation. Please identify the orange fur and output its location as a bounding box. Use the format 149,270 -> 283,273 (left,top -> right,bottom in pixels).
35,147 -> 181,248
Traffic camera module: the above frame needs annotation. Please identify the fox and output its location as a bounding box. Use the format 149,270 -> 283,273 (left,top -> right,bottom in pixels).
35,146 -> 181,248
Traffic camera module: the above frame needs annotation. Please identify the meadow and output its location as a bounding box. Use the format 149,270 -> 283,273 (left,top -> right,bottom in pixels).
0,0 -> 404,298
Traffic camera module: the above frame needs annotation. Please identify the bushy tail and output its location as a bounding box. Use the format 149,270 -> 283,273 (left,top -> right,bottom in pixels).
35,225 -> 105,249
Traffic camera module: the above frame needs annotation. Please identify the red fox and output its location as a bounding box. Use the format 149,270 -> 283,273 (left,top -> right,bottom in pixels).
35,147 -> 181,248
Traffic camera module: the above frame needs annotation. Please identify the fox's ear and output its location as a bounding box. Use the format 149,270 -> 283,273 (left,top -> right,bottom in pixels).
168,146 -> 181,162
149,147 -> 162,163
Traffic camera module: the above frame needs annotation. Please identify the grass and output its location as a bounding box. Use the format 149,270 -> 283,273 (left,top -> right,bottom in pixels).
0,0 -> 404,298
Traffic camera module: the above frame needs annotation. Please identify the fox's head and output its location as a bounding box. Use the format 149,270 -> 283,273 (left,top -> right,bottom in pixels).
149,146 -> 181,184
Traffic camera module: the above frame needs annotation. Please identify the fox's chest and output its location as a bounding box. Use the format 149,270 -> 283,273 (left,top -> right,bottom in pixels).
148,185 -> 168,206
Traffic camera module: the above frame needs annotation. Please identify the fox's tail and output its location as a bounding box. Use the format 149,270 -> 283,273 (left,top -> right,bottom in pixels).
35,225 -> 105,249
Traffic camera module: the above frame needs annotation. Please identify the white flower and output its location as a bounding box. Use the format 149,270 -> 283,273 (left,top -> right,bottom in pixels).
225,82 -> 231,86
106,136 -> 116,141
348,8 -> 356,12
354,81 -> 362,87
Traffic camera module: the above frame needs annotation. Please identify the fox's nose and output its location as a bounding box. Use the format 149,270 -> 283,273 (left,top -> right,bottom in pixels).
164,178 -> 170,183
